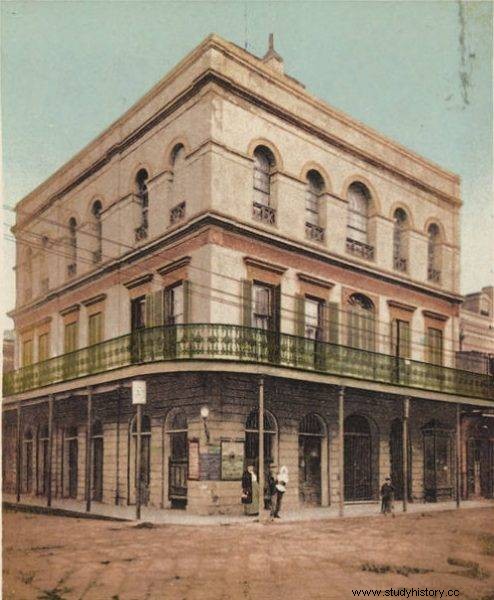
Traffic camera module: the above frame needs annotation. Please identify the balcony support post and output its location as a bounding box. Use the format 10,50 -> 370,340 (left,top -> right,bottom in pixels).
258,376 -> 265,521
402,397 -> 410,512
136,402 -> 143,520
456,403 -> 461,508
85,387 -> 93,513
16,403 -> 21,503
338,386 -> 345,517
47,395 -> 54,507
115,384 -> 122,506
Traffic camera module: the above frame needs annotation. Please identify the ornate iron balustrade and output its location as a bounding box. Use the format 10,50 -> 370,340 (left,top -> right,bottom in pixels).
428,268 -> 441,283
170,201 -> 186,225
67,263 -> 76,278
393,257 -> 407,272
252,202 -> 276,225
346,238 -> 375,260
135,225 -> 148,241
305,222 -> 325,242
3,324 -> 494,400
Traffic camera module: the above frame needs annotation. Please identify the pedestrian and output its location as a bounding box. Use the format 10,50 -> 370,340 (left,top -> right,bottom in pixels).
265,463 -> 277,515
380,477 -> 395,516
272,465 -> 289,519
241,464 -> 259,516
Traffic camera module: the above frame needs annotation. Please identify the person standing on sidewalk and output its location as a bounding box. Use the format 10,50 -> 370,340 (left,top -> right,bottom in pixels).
380,477 -> 395,516
242,464 -> 259,516
265,463 -> 277,515
272,466 -> 289,519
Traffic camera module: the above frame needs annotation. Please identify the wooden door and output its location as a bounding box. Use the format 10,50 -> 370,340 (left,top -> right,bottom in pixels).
68,439 -> 78,498
298,435 -> 322,505
344,433 -> 371,501
169,431 -> 188,504
92,437 -> 104,502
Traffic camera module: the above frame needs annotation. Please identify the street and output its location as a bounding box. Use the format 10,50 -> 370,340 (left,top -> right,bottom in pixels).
3,507 -> 494,600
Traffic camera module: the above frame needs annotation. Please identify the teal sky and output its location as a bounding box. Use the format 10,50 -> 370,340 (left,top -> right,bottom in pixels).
1,1 -> 492,331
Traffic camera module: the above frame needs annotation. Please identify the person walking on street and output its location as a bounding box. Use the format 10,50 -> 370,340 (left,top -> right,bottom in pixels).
241,464 -> 259,516
265,463 -> 277,514
380,477 -> 395,516
273,465 -> 289,519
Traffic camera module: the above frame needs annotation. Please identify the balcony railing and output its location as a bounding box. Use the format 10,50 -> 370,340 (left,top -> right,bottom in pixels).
67,263 -> 76,278
305,222 -> 325,242
170,201 -> 186,225
393,256 -> 407,272
428,268 -> 441,283
135,225 -> 148,242
252,202 -> 276,225
346,238 -> 375,260
3,324 -> 493,401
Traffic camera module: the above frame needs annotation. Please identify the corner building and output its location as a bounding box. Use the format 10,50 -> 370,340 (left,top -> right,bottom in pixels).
3,36 -> 494,516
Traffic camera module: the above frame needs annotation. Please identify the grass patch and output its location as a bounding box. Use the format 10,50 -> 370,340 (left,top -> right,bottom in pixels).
361,562 -> 432,576
447,557 -> 490,580
37,587 -> 71,600
480,534 -> 494,557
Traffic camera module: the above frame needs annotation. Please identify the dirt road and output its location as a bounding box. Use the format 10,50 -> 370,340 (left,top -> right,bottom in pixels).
3,507 -> 494,599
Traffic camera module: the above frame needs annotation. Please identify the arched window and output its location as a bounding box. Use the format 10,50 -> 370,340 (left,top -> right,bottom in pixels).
68,217 -> 77,277
91,200 -> 102,263
393,208 -> 408,272
135,169 -> 149,240
427,223 -> 441,282
165,410 -> 188,506
245,409 -> 277,470
347,183 -> 370,243
344,415 -> 372,500
347,293 -> 375,351
305,170 -> 325,241
253,147 -> 275,206
170,145 -> 187,224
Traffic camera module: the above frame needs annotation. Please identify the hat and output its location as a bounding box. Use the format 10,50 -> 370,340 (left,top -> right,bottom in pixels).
385,477 -> 391,481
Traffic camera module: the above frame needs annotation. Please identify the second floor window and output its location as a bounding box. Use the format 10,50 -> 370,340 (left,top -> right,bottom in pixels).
64,321 -> 78,354
131,296 -> 146,331
92,200 -> 103,262
252,283 -> 274,330
38,332 -> 50,362
347,182 -> 370,245
305,170 -> 324,227
22,338 -> 33,367
426,327 -> 443,366
393,208 -> 408,272
88,312 -> 103,346
253,147 -> 275,207
392,319 -> 411,358
347,293 -> 375,351
68,217 -> 77,277
136,169 -> 149,238
164,283 -> 184,325
304,297 -> 324,340
427,223 -> 441,282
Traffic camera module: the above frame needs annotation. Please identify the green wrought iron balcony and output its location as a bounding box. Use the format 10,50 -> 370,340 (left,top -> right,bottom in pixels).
3,324 -> 494,400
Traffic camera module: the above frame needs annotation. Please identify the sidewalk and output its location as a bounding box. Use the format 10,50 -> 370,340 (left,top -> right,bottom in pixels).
4,493 -> 494,526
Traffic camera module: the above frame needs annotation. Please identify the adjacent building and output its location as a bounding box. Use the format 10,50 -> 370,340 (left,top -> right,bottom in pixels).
3,35 -> 493,516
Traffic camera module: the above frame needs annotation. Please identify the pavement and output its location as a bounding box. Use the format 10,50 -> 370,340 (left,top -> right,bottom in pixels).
3,492 -> 494,525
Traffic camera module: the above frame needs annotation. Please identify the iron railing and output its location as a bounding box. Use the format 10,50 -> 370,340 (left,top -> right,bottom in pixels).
3,324 -> 494,400
252,202 -> 276,225
346,238 -> 375,260
305,222 -> 325,242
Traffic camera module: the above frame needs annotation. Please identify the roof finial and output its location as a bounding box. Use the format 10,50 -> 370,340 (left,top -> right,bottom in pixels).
262,32 -> 284,74
269,33 -> 274,52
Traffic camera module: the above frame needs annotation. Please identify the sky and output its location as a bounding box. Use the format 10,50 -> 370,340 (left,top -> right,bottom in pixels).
1,0 -> 493,333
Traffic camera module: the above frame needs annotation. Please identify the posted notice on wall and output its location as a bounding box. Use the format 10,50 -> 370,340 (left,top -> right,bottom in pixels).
221,441 -> 244,481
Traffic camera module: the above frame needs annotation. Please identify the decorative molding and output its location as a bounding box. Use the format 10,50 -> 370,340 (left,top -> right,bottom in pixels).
81,293 -> 107,307
422,309 -> 449,322
123,273 -> 154,289
59,304 -> 80,317
243,256 -> 287,275
157,256 -> 191,277
297,272 -> 334,289
387,300 -> 417,313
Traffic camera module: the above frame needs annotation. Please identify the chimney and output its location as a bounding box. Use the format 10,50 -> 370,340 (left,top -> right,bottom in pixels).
262,33 -> 284,75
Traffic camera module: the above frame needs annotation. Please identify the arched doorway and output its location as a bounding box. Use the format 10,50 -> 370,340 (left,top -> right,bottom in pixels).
64,426 -> 78,498
129,415 -> 151,506
389,418 -> 412,501
23,428 -> 34,494
299,414 -> 325,505
92,420 -> 104,502
37,424 -> 49,496
344,415 -> 372,501
166,411 -> 188,508
245,409 -> 277,473
466,420 -> 494,499
422,420 -> 452,502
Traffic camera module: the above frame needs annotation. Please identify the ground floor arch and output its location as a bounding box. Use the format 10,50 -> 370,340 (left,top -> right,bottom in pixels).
298,413 -> 326,506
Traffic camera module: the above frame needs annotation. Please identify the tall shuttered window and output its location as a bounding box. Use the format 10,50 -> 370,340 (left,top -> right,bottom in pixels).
165,283 -> 184,325
64,322 -> 78,354
392,319 -> 411,359
347,294 -> 375,351
38,333 -> 50,362
426,327 -> 443,366
22,339 -> 33,367
88,312 -> 103,346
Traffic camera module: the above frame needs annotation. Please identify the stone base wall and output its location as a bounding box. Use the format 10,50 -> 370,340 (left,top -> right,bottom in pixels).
2,371 -> 472,514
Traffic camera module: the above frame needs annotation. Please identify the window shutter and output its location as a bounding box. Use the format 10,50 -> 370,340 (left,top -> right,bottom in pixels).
182,280 -> 191,324
391,320 -> 397,355
242,280 -> 252,327
273,285 -> 281,333
366,314 -> 376,352
295,295 -> 305,338
145,293 -> 154,328
328,302 -> 340,344
153,290 -> 164,327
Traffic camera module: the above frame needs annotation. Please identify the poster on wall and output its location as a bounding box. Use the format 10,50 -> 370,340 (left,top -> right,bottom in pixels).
188,439 -> 200,480
221,440 -> 245,481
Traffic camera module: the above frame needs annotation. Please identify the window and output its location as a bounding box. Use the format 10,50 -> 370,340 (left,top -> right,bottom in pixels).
393,208 -> 408,272
245,409 -> 277,470
131,296 -> 146,331
392,319 -> 411,359
135,169 -> 149,240
38,333 -> 50,362
347,294 -> 375,351
88,312 -> 103,346
253,147 -> 275,207
40,235 -> 49,292
165,283 -> 184,325
24,247 -> 33,301
252,283 -> 274,330
92,201 -> 103,263
305,297 -> 324,341
306,171 -> 324,226
426,327 -> 443,366
347,183 -> 370,244
22,339 -> 33,367
64,322 -> 78,354
68,217 -> 77,277
427,223 -> 441,282
422,420 -> 452,501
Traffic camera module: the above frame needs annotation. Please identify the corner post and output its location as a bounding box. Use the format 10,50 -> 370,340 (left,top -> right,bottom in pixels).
456,403 -> 461,508
136,402 -> 142,520
402,397 -> 410,512
85,386 -> 93,512
47,395 -> 54,507
16,404 -> 21,503
338,386 -> 345,517
258,377 -> 265,520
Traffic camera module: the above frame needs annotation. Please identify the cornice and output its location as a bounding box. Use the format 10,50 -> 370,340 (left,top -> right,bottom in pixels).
243,256 -> 287,275
297,273 -> 334,289
81,293 -> 107,307
59,304 -> 80,317
387,300 -> 417,313
422,309 -> 449,322
156,256 -> 191,277
123,273 -> 154,290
